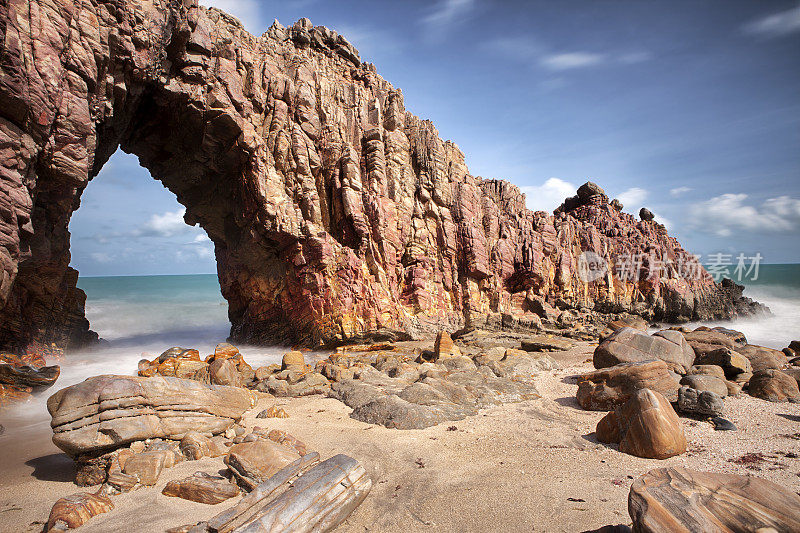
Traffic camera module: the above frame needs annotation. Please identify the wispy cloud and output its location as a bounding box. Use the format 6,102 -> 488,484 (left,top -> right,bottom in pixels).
521,178 -> 576,212
137,209 -> 192,238
670,186 -> 692,197
616,187 -> 649,208
688,194 -> 800,237
540,52 -> 606,71
421,0 -> 475,41
743,4 -> 800,38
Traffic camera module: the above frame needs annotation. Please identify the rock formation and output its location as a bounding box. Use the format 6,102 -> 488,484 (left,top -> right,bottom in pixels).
0,0 -> 763,350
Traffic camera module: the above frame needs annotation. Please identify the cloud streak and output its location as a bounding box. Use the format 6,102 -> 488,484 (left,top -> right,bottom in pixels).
421,0 -> 475,41
743,4 -> 800,38
688,193 -> 800,237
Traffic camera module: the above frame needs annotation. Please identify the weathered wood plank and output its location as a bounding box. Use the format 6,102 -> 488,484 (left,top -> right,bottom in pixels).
234,454 -> 372,533
207,452 -> 321,533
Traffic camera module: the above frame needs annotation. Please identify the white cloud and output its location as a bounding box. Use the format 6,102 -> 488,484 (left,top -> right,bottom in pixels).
137,209 -> 191,238
616,187 -> 649,209
688,193 -> 800,237
192,234 -> 212,244
521,178 -> 576,212
670,186 -> 692,197
90,252 -> 113,264
743,4 -> 800,38
421,0 -> 475,39
200,0 -> 265,34
540,52 -> 605,71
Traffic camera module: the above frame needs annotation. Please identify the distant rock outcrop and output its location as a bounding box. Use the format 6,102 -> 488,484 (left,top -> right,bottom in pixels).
0,1 -> 763,350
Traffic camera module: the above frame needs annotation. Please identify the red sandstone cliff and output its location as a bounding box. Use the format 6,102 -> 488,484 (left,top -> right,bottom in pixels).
0,1 -> 759,350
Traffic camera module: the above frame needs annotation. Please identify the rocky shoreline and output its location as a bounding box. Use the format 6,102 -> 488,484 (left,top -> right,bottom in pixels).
1,318 -> 799,531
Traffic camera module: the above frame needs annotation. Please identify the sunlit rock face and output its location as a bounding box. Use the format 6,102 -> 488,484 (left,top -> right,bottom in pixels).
0,1 -> 755,350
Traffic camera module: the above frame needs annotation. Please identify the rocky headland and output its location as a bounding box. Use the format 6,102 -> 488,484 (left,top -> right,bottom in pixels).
0,0 -> 764,354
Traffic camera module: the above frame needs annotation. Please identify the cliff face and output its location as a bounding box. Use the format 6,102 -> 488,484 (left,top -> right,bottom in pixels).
0,0 -> 755,351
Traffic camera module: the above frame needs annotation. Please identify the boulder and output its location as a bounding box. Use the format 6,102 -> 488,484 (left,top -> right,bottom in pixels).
0,363 -> 60,389
596,389 -> 686,459
677,386 -> 725,417
210,358 -> 242,387
48,375 -> 254,457
180,431 -> 212,460
639,208 -> 655,221
688,364 -> 725,380
256,405 -> 289,419
434,331 -> 462,360
599,315 -> 647,341
281,351 -> 305,370
683,328 -> 737,350
748,369 -> 800,402
594,328 -> 694,374
577,181 -> 606,201
577,360 -> 679,411
737,344 -> 787,372
628,467 -> 800,532
46,491 -> 114,532
679,375 -> 728,398
692,347 -> 751,379
162,472 -> 240,504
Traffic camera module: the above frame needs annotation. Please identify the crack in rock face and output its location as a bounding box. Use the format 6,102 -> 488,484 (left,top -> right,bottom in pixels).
0,1 -> 764,351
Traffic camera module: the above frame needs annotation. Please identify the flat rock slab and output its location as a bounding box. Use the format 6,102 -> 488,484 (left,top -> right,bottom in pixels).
520,335 -> 575,352
162,472 -> 240,504
629,467 -> 800,532
48,375 -> 255,456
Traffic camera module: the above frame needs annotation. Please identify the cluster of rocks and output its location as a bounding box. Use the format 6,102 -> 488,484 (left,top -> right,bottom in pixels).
45,372 -> 371,532
576,323 -> 800,459
0,349 -> 60,407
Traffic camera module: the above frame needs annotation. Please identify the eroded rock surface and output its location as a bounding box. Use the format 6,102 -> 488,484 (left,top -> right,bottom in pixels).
48,375 -> 255,456
628,467 -> 800,532
0,1 -> 763,351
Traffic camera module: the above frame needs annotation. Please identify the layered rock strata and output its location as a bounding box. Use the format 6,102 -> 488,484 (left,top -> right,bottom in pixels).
0,1 -> 762,350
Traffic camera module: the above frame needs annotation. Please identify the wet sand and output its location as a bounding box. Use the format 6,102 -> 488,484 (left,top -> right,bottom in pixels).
1,342 -> 798,532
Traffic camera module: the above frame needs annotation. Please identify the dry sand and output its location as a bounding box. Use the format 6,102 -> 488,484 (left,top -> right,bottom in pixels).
1,342 -> 798,532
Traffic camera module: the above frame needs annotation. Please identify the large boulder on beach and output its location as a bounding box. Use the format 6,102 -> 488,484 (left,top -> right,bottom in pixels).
677,386 -> 724,417
47,375 -> 255,456
596,389 -> 686,459
577,360 -> 679,411
748,369 -> 800,402
628,467 -> 800,532
737,344 -> 787,372
594,328 -> 694,374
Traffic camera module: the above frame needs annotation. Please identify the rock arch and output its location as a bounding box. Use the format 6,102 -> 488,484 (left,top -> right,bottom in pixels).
0,1 -> 749,352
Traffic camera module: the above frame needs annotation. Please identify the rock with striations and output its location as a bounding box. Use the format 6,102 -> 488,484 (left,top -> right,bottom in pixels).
628,467 -> 800,533
736,344 -> 788,372
748,369 -> 800,402
577,359 -> 679,411
47,375 -> 255,457
46,491 -> 114,532
225,440 -> 301,491
594,328 -> 695,374
679,374 -> 728,398
162,472 -> 240,504
0,1 -> 765,353
596,389 -> 686,459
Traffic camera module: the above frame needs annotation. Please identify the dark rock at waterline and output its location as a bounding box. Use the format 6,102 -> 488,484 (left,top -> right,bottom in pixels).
0,363 -> 60,389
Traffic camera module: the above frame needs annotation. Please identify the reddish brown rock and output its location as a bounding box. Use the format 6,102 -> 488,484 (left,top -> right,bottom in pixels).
577,360 -> 679,411
434,331 -> 461,360
596,389 -> 686,459
0,2 -> 763,351
162,472 -> 240,504
225,440 -> 301,491
737,344 -> 788,372
46,491 -> 114,531
594,328 -> 695,374
748,369 -> 800,402
628,467 -> 800,533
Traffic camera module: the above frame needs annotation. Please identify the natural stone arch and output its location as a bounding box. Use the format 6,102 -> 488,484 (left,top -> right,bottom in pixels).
0,1 -> 746,352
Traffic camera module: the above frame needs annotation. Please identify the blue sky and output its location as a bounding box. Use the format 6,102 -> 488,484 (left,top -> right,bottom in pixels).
70,0 -> 800,276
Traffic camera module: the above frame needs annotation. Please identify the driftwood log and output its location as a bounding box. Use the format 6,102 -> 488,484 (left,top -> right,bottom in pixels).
234,454 -> 372,533
183,453 -> 370,533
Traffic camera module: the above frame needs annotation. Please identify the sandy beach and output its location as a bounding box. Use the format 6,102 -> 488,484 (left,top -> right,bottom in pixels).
2,342 -> 798,533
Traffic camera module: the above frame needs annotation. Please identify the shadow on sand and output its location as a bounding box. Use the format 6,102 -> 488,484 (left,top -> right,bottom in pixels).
25,453 -> 75,483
